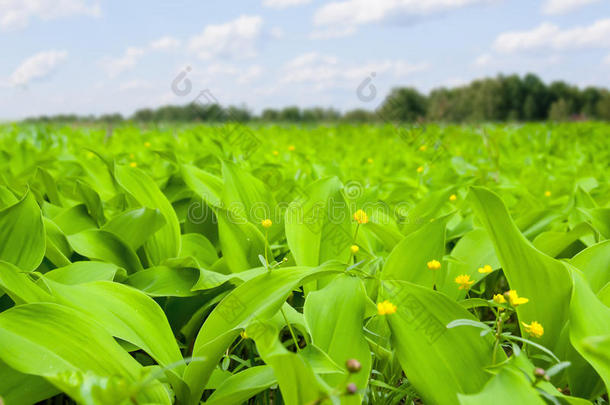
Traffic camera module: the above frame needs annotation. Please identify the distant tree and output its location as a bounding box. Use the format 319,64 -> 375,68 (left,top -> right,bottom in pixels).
378,87 -> 427,122
280,106 -> 301,122
597,91 -> 610,120
133,108 -> 155,122
522,74 -> 549,120
343,108 -> 377,122
261,109 -> 280,121
581,87 -> 601,118
548,99 -> 572,121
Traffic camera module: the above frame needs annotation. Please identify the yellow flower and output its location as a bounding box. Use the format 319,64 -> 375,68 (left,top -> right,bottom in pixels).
377,300 -> 397,315
129,162 -> 137,168
144,141 -> 151,148
261,218 -> 272,228
506,290 -> 529,306
350,245 -> 359,254
427,259 -> 441,270
544,190 -> 552,197
416,166 -> 424,173
493,294 -> 506,304
272,150 -> 279,156
240,330 -> 248,339
367,158 -> 374,164
353,209 -> 369,224
419,145 -> 427,151
449,194 -> 457,201
478,264 -> 493,274
288,145 -> 295,151
522,321 -> 544,338
455,274 -> 474,290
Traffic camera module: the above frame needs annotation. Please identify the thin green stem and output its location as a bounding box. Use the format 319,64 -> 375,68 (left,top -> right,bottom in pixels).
281,307 -> 300,352
492,310 -> 504,365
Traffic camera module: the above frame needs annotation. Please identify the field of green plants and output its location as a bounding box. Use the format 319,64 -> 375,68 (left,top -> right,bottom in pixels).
0,122 -> 609,405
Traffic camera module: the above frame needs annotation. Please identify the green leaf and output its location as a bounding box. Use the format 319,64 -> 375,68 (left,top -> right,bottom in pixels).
568,269 -> 610,395
216,208 -> 271,273
469,187 -> 572,349
0,261 -> 52,304
183,262 -> 343,404
103,207 -> 166,251
381,280 -> 504,405
304,275 -> 372,403
285,177 -> 352,267
180,233 -> 218,268
0,302 -> 171,404
440,228 -> 499,300
569,240 -> 610,293
0,360 -> 59,405
181,164 -> 223,208
0,191 -> 45,271
381,215 -> 449,288
114,164 -> 181,264
44,261 -> 124,285
204,366 -> 275,405
67,229 -> 143,274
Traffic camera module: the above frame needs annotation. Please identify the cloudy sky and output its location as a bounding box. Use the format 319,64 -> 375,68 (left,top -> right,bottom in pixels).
1,0 -> 609,119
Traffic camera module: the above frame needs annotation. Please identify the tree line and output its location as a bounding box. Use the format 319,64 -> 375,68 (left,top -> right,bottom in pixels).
23,73 -> 610,124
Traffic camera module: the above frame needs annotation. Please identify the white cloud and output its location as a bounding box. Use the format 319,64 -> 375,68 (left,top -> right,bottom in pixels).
473,53 -> 492,67
237,65 -> 263,84
188,15 -> 263,60
119,79 -> 152,91
494,19 -> 610,53
604,54 -> 610,65
280,52 -> 428,88
149,36 -> 181,50
263,0 -> 311,8
9,50 -> 68,86
102,47 -> 145,78
541,0 -> 601,15
0,0 -> 100,30
312,0 -> 493,36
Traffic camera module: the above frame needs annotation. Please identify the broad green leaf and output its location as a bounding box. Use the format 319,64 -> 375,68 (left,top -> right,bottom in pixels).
114,164 -> 181,264
103,207 -> 166,250
381,215 -> 449,288
181,164 -> 223,208
0,261 -> 52,304
67,229 -> 143,273
285,177 -> 352,267
44,261 -> 124,285
204,366 -> 275,405
246,318 -> 332,405
440,228 -> 499,299
183,262 -> 343,404
0,360 -> 59,405
127,266 -> 199,297
569,269 -> 610,394
43,217 -> 72,267
304,275 -> 372,403
469,187 -> 572,349
45,280 -> 184,372
216,207 -> 271,273
180,233 -> 218,267
381,280 -> 504,405
0,302 -> 171,404
52,204 -> 98,235
570,240 -> 610,293
222,161 -> 282,240
0,191 -> 45,271
533,222 -> 594,258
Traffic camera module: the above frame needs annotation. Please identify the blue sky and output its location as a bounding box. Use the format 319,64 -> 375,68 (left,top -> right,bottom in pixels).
1,0 -> 609,119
